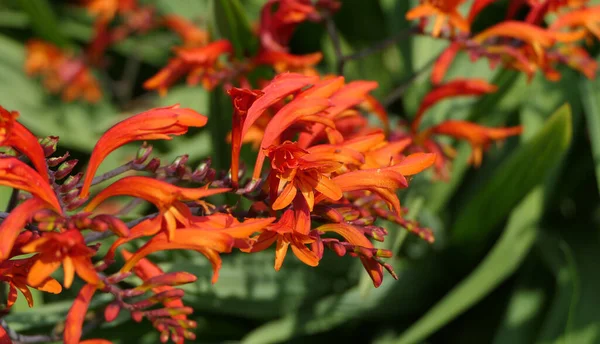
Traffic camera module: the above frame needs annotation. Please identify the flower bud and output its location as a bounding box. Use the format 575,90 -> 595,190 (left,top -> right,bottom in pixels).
134,142 -> 153,164
55,159 -> 78,179
59,172 -> 83,192
104,302 -> 121,322
39,136 -> 59,157
145,158 -> 161,172
47,152 -> 69,167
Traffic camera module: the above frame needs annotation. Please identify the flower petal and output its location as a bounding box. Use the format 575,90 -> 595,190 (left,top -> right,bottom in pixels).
389,153 -> 437,176
80,105 -> 208,198
412,79 -> 497,132
242,73 -> 319,139
64,284 -> 97,344
0,197 -> 50,260
0,158 -> 61,212
85,176 -> 229,212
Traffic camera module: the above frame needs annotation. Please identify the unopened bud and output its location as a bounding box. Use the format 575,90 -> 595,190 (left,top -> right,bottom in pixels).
132,311 -> 143,323
166,155 -> 188,176
39,136 -> 59,157
60,173 -> 83,192
145,158 -> 160,173
33,209 -> 59,222
160,331 -> 169,343
47,152 -> 69,167
104,302 -> 121,322
134,142 -> 153,164
55,159 -> 78,179
66,196 -> 87,211
61,188 -> 79,204
92,214 -> 129,237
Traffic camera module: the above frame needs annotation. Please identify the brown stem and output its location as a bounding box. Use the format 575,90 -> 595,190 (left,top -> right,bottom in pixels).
341,27 -> 419,65
325,15 -> 344,75
383,54 -> 439,108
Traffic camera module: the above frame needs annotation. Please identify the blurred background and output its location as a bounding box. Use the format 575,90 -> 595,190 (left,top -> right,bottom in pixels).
0,0 -> 599,343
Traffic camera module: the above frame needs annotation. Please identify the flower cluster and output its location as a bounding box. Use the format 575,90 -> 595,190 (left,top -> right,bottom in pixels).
4,0 -> 599,343
408,0 -> 598,82
0,72 -> 432,342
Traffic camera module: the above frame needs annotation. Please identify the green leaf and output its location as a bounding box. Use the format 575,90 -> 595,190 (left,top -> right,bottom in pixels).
212,0 -> 257,58
451,104 -> 573,248
207,87 -> 232,172
579,76 -> 600,195
394,188 -> 544,344
16,0 -> 69,47
5,294 -> 113,332
159,250 -> 352,320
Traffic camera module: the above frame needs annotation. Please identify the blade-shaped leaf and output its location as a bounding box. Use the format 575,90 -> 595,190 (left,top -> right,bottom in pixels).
451,104 -> 572,248
394,187 -> 544,344
579,77 -> 600,195
212,0 -> 257,58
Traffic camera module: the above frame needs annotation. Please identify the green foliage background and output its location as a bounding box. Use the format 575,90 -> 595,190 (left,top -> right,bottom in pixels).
0,0 -> 599,343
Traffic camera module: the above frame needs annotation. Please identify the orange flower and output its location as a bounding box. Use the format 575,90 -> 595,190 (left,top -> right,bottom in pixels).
191,213 -> 276,242
255,50 -> 323,75
143,40 -> 233,94
325,167 -> 408,215
316,223 -> 390,287
550,6 -> 600,40
429,120 -> 523,166
120,229 -> 233,283
296,79 -> 379,148
251,94 -> 333,179
162,15 -> 209,47
406,0 -> 470,37
0,198 -> 56,261
411,79 -> 498,133
25,40 -> 102,103
64,283 -> 97,344
244,209 -> 319,270
258,0 -> 325,52
85,176 -> 230,240
241,73 -> 318,142
79,105 -> 208,198
81,0 -> 136,21
0,257 -> 62,309
431,42 -> 461,85
266,142 -> 343,211
552,45 -> 597,79
142,58 -> 190,96
120,249 -> 197,342
0,106 -> 49,181
0,158 -> 61,212
21,229 -> 100,288
228,87 -> 264,187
